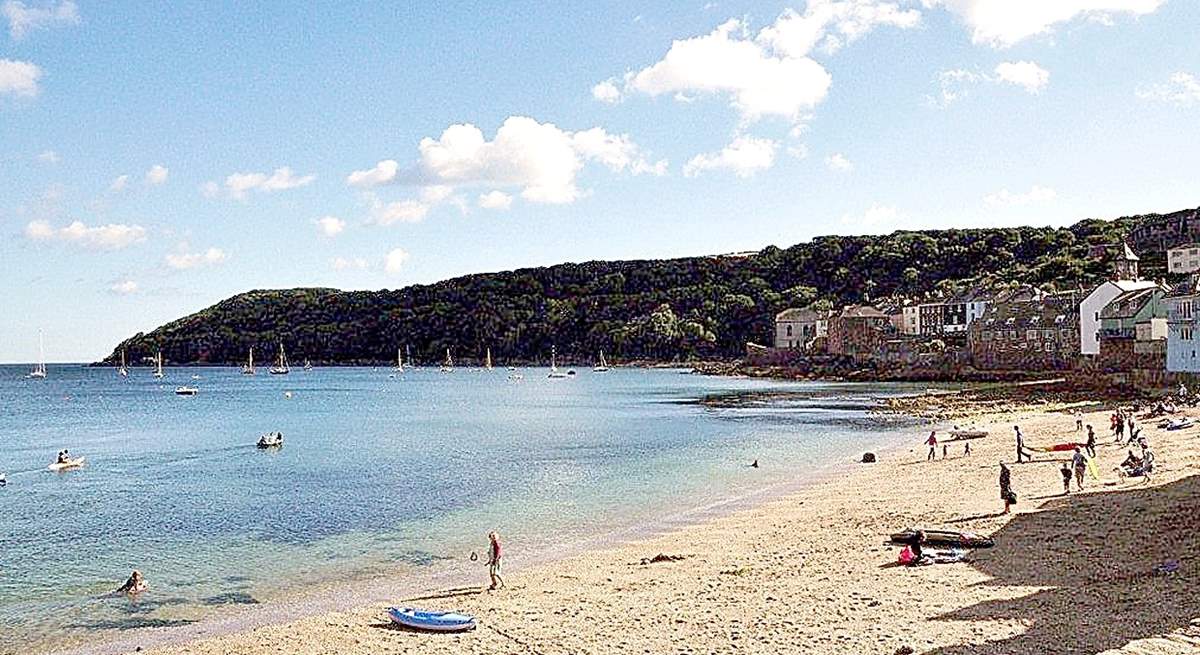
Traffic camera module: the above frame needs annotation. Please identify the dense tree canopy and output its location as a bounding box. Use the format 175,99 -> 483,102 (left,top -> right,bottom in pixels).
101,214 -> 1151,366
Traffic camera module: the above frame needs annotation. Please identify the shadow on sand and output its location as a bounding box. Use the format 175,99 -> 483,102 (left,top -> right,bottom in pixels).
926,474 -> 1199,655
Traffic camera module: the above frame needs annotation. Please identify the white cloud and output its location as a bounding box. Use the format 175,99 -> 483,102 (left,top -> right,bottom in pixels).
759,1 -> 921,58
370,197 -> 429,225
24,219 -> 147,250
924,0 -> 1166,48
36,149 -> 58,164
931,68 -> 983,106
110,175 -> 129,192
109,279 -> 138,295
994,60 -> 1050,93
347,159 -> 399,188
145,164 -> 169,186
592,79 -> 623,103
0,58 -> 42,96
316,215 -> 345,237
331,256 -> 371,271
165,246 -> 227,270
2,0 -> 78,39
1137,72 -> 1200,107
984,185 -> 1057,207
384,248 -> 410,275
840,203 -> 903,230
825,152 -> 853,171
478,190 -> 513,210
223,166 -> 315,199
683,135 -> 778,178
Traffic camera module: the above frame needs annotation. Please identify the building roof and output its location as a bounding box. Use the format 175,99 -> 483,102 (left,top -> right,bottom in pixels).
838,305 -> 888,319
775,307 -> 829,322
1099,287 -> 1163,320
1120,242 -> 1140,262
977,292 -> 1081,331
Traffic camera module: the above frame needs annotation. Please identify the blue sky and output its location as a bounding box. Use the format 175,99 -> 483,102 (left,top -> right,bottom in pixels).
2,0 -> 1198,362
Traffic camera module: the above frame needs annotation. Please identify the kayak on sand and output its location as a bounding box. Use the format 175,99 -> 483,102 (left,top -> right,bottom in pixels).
387,607 -> 476,632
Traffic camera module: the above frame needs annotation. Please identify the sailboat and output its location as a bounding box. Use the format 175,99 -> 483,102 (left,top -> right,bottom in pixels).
547,346 -> 567,379
393,348 -> 404,373
269,343 -> 290,375
153,351 -> 165,379
593,350 -> 609,373
118,350 -> 129,377
242,347 -> 256,375
485,348 -> 493,371
440,348 -> 453,373
304,359 -> 313,371
28,331 -> 47,379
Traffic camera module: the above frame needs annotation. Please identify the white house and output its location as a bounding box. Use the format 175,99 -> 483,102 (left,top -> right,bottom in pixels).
1166,277 -> 1200,372
774,308 -> 828,350
1168,244 -> 1200,275
1079,243 -> 1157,356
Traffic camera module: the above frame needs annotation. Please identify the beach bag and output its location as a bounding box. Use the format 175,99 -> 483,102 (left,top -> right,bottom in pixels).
1005,491 -> 1017,505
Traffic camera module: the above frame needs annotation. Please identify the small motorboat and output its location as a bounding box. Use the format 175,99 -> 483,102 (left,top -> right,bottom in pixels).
257,432 -> 284,448
175,386 -> 198,396
48,457 -> 86,472
387,607 -> 476,633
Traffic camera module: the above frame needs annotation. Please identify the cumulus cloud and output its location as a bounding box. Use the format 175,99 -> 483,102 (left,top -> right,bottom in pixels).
825,152 -> 853,171
316,215 -> 345,237
0,58 -> 42,96
924,0 -> 1165,48
994,60 -> 1050,93
24,219 -> 147,250
145,164 -> 169,186
610,3 -> 918,124
221,167 -> 315,199
1137,72 -> 1200,107
165,246 -> 227,270
350,117 -> 664,217
110,175 -> 129,192
2,0 -> 78,39
984,185 -> 1057,207
109,279 -> 139,295
683,135 -> 778,178
384,248 -> 410,275
478,190 -> 513,210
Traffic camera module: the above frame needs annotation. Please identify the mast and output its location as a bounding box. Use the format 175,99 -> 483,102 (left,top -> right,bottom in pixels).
485,347 -> 493,370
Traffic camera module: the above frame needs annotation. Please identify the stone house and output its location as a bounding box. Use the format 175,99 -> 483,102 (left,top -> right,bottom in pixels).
969,292 -> 1081,371
827,305 -> 891,363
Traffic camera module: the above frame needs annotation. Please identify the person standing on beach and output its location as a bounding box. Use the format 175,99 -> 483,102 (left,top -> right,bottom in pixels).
1071,447 -> 1087,491
1014,426 -> 1030,463
1060,462 -> 1072,495
999,463 -> 1015,514
1074,410 -> 1083,432
1085,425 -> 1096,458
925,431 -> 938,461
486,531 -> 504,591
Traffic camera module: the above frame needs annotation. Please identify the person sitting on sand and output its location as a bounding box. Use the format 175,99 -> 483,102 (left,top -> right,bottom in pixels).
1118,449 -> 1154,480
486,531 -> 504,591
116,570 -> 147,596
925,431 -> 937,461
999,462 -> 1016,514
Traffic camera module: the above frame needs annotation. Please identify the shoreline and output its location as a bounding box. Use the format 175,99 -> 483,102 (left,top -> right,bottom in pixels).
44,416 -> 922,655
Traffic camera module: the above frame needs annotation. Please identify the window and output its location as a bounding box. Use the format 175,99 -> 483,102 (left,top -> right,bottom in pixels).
786,325 -> 793,337
1009,330 -> 1017,340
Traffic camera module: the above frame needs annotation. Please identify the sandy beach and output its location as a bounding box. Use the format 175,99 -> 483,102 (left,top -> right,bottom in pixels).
84,401 -> 1200,655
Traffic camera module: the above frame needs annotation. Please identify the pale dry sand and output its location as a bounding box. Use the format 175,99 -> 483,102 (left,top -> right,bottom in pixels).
118,404 -> 1200,655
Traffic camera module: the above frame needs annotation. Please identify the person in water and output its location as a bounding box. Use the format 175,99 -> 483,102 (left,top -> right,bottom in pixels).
116,570 -> 147,596
486,531 -> 504,591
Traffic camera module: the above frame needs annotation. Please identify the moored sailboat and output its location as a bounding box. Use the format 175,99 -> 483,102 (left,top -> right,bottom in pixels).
28,331 -> 47,379
118,350 -> 129,377
440,348 -> 453,373
153,351 -> 165,379
593,350 -> 609,372
269,343 -> 290,375
548,346 -> 567,379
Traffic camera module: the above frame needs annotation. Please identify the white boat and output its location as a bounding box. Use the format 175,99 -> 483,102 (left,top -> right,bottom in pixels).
303,359 -> 313,371
593,350 -> 609,373
548,346 -> 568,379
174,386 -> 198,396
242,347 -> 256,375
153,351 -> 165,379
485,347 -> 493,371
28,331 -> 47,379
393,348 -> 404,373
256,432 -> 284,448
118,350 -> 129,377
269,343 -> 290,375
48,457 -> 86,472
440,348 -> 454,373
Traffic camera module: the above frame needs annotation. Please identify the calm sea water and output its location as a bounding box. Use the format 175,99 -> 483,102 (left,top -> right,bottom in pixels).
0,365 -> 924,652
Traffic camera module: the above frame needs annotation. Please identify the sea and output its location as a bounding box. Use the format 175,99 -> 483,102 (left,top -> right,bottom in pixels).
0,364 -> 929,653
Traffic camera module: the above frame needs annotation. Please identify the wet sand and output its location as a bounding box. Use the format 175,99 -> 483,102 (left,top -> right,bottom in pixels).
73,403 -> 1200,654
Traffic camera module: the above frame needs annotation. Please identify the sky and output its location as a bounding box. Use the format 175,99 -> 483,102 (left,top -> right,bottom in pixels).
2,0 -> 1199,362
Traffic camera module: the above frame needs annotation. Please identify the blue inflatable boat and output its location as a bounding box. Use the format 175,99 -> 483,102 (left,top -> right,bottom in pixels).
387,607 -> 476,632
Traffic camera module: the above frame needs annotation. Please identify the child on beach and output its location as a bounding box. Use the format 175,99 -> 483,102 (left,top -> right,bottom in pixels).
1060,463 -> 1072,495
1071,447 -> 1087,491
925,431 -> 937,461
486,531 -> 504,591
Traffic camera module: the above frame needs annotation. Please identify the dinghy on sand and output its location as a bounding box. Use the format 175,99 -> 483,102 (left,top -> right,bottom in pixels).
387,607 -> 476,632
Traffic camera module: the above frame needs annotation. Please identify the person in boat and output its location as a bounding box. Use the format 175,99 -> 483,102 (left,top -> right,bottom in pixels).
115,570 -> 147,596
999,462 -> 1016,514
56,449 -> 70,464
486,531 -> 504,591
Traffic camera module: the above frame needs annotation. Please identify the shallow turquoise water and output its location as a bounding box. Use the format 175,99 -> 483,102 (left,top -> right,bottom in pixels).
0,365 -> 923,651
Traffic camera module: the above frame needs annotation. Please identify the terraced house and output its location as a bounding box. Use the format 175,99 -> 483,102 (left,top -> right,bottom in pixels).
969,291 -> 1082,371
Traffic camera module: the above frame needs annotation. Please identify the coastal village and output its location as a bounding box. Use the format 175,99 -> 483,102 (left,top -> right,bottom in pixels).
753,212 -> 1200,390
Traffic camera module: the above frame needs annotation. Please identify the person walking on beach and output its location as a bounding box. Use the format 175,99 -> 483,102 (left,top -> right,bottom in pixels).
964,440 -> 972,456
1014,426 -> 1030,463
1071,446 -> 1087,491
486,531 -> 504,591
1060,462 -> 1072,495
1074,410 -> 1083,432
999,462 -> 1016,514
925,431 -> 938,461
1085,425 -> 1097,458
